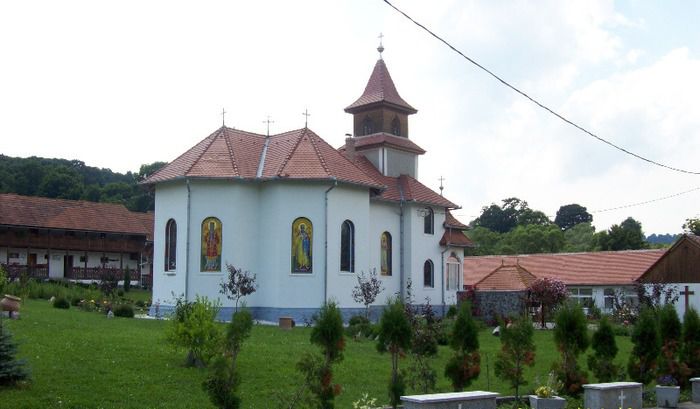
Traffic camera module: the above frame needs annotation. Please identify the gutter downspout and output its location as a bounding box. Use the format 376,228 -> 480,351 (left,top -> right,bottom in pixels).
185,178 -> 191,301
441,246 -> 449,316
399,200 -> 405,302
324,179 -> 338,303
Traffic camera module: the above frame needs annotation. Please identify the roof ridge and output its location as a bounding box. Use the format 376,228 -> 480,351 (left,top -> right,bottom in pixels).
274,129 -> 307,176
145,127 -> 223,183
183,127 -> 222,177
304,129 -> 331,177
221,129 -> 240,177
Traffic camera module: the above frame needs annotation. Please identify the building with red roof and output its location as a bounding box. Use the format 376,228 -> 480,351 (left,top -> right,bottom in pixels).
145,47 -> 470,321
0,193 -> 153,285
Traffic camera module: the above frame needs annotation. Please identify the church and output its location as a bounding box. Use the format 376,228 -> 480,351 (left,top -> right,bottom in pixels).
145,49 -> 472,322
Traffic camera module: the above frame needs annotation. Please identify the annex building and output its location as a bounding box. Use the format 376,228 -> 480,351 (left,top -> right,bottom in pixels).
145,52 -> 472,321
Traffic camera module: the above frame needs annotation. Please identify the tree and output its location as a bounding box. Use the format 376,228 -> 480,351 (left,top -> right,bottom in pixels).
0,320 -> 30,386
305,302 -> 345,409
166,295 -> 222,367
404,284 -> 439,394
351,269 -> 384,320
220,263 -> 258,312
554,204 -> 592,231
472,197 -> 531,233
528,277 -> 568,328
553,302 -> 589,396
137,161 -> 168,181
464,227 -> 503,256
628,307 -> 660,384
203,309 -> 253,409
501,224 -> 565,254
444,302 -> 480,391
376,297 -> 412,409
563,222 -> 597,252
656,304 -> 688,386
683,218 -> 700,235
517,209 -> 552,226
494,315 -> 535,403
681,308 -> 700,385
598,217 -> 648,251
587,316 -> 622,382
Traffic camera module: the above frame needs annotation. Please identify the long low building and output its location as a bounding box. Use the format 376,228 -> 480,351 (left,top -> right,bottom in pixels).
0,193 -> 154,285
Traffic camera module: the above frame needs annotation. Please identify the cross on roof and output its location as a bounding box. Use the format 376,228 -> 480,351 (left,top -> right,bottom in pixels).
302,108 -> 310,128
377,32 -> 385,57
221,108 -> 227,126
438,176 -> 445,196
263,115 -> 274,137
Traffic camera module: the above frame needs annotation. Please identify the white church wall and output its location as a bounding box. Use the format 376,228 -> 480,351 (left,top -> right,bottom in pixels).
368,201 -> 401,305
152,182 -> 189,305
642,283 -> 700,321
386,148 -> 416,178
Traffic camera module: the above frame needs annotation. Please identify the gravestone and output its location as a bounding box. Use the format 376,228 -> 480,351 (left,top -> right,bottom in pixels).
401,391 -> 499,409
692,377 -> 700,403
583,382 -> 642,409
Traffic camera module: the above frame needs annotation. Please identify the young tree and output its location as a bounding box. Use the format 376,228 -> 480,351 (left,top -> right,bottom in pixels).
528,277 -> 568,328
444,302 -> 481,391
203,309 -> 253,409
377,297 -> 412,409
220,263 -> 257,312
0,320 -> 30,386
627,307 -> 660,384
166,295 -> 222,367
587,316 -> 622,382
404,285 -> 439,394
656,304 -> 688,386
681,307 -> 700,385
308,302 -> 345,409
494,315 -> 535,403
351,269 -> 384,320
553,301 -> 589,396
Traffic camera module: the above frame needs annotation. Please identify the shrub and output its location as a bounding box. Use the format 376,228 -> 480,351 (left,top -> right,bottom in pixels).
656,304 -> 688,386
446,305 -> 457,318
117,289 -> 124,297
351,269 -> 384,320
307,302 -> 345,408
114,304 -> 135,318
553,301 -> 589,396
53,297 -> 70,309
377,297 -> 412,409
494,315 -> 535,403
166,295 -> 222,367
0,320 -> 30,386
70,296 -> 83,307
405,299 -> 440,394
219,264 -> 257,313
587,316 -> 622,382
681,307 -> 700,385
135,300 -> 146,308
628,307 -> 660,384
123,268 -> 131,292
346,315 -> 374,339
445,302 -> 480,392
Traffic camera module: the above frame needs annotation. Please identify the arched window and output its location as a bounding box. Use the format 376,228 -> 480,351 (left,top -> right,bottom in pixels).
446,253 -> 461,291
340,220 -> 355,272
380,232 -> 392,276
292,217 -> 313,274
423,207 -> 434,234
423,259 -> 434,288
165,219 -> 177,271
362,116 -> 374,135
391,117 -> 401,136
201,217 -> 222,272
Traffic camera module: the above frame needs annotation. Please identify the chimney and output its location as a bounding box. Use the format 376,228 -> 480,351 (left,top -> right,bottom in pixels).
344,134 -> 355,161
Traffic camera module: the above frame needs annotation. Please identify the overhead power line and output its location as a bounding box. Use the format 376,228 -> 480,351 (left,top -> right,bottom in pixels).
381,0 -> 700,175
590,186 -> 700,213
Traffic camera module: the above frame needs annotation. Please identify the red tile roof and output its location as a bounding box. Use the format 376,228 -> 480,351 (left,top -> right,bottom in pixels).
144,127 -> 383,189
0,193 -> 154,238
341,133 -> 426,155
444,210 -> 468,229
439,229 -> 475,247
463,249 -> 666,286
474,263 -> 538,291
345,59 -> 417,114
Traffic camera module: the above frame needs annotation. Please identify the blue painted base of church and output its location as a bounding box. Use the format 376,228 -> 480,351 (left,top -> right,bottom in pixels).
149,304 -> 449,324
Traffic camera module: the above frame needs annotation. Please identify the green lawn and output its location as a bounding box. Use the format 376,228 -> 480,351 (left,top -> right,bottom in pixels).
2,300 -> 634,408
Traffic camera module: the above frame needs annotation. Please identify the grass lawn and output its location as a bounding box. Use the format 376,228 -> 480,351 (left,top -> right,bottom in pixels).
2,300 -> 634,408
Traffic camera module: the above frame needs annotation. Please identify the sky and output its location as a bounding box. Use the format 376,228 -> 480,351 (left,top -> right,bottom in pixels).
1,0 -> 699,235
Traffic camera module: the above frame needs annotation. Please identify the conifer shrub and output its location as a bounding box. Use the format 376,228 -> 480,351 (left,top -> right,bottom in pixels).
404,288 -> 440,394
123,268 -> 131,292
444,302 -> 480,392
377,297 -> 412,409
656,303 -> 688,386
0,320 -> 30,386
53,296 -> 70,309
587,316 -> 622,382
113,304 -> 135,318
681,307 -> 700,385
346,315 -> 374,339
553,301 -> 589,396
628,307 -> 660,384
308,301 -> 345,409
494,315 -> 535,404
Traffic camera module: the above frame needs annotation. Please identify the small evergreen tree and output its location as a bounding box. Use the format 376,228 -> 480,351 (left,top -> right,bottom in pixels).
0,320 -> 30,386
308,301 -> 345,409
657,303 -> 688,386
405,291 -> 439,394
444,302 -> 481,391
123,267 -> 131,292
681,307 -> 700,385
494,315 -> 535,403
587,316 -> 621,382
377,297 -> 412,409
628,307 -> 660,384
553,301 -> 589,396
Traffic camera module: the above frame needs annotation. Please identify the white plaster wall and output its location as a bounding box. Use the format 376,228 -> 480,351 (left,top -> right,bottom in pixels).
367,201 -> 401,305
326,184 -> 371,308
152,182 -> 189,305
358,148 -> 382,174
642,283 -> 700,321
386,148 -> 416,178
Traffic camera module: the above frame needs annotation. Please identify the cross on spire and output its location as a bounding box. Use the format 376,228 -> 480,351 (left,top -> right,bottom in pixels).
438,176 -> 445,196
302,108 -> 310,128
377,32 -> 384,58
221,108 -> 227,126
263,115 -> 274,137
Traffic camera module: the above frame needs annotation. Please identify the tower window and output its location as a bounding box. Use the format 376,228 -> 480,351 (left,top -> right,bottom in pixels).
362,116 -> 374,135
423,259 -> 434,288
423,208 -> 434,235
391,117 -> 401,136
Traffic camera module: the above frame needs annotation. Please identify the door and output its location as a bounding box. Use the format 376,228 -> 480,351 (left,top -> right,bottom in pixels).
63,255 -> 74,278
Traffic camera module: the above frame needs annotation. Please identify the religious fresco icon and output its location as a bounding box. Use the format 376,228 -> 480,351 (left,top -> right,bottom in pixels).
201,217 -> 222,272
291,217 -> 312,274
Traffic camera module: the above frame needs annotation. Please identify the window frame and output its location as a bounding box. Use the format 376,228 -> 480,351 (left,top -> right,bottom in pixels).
423,207 -> 434,235
165,219 -> 177,272
340,220 -> 355,273
380,231 -> 392,276
423,259 -> 434,288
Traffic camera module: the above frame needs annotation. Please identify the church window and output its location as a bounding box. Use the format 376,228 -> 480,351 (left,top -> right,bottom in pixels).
423,208 -> 434,234
391,117 -> 401,136
380,232 -> 392,276
165,219 -> 177,271
292,217 -> 313,274
446,253 -> 461,291
201,217 -> 222,272
362,116 -> 374,135
423,259 -> 434,288
340,220 -> 355,272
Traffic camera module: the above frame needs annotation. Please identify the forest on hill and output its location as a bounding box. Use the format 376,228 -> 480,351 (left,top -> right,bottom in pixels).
0,155 -> 165,212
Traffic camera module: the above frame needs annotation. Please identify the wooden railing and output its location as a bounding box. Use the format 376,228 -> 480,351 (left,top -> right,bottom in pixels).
2,264 -> 49,280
